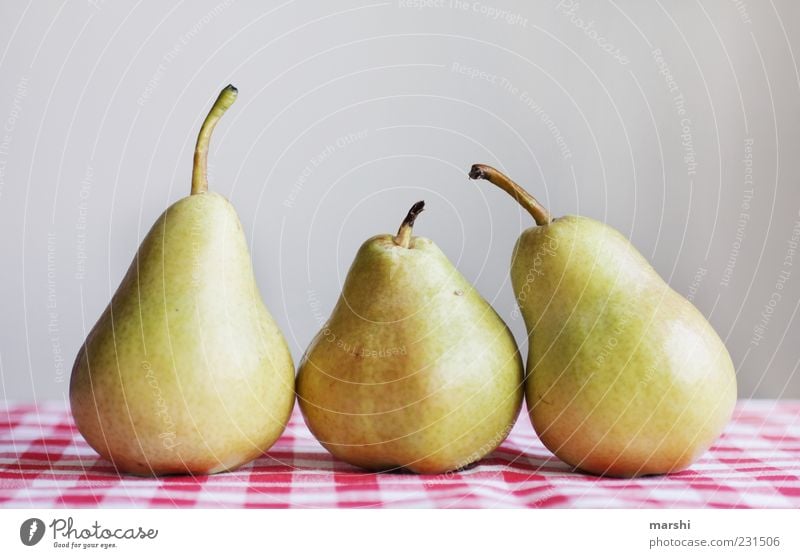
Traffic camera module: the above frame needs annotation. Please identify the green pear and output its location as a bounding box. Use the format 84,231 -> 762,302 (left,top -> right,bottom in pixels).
296,202 -> 524,474
469,164 -> 737,477
70,85 -> 295,476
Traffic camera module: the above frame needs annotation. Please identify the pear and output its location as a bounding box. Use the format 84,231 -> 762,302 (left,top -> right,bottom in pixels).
70,85 -> 295,476
296,202 -> 524,474
469,164 -> 737,477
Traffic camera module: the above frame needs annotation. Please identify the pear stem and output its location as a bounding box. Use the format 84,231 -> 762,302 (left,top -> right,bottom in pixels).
394,201 -> 425,248
468,164 -> 552,226
191,84 -> 238,195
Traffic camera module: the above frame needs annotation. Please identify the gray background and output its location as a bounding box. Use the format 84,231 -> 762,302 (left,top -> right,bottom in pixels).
1,0 -> 799,402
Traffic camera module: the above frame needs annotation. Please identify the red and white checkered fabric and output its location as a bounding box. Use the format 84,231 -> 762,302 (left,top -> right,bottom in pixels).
1,400 -> 798,508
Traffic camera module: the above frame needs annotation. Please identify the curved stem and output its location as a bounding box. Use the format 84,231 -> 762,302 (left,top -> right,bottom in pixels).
468,164 -> 552,226
394,201 -> 425,248
191,84 -> 238,195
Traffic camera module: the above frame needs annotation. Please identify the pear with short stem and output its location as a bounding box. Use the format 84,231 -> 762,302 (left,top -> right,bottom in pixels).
296,201 -> 524,474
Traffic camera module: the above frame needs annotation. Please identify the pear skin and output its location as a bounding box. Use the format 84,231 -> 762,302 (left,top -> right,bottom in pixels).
296,202 -> 524,474
70,86 -> 295,476
470,164 -> 737,477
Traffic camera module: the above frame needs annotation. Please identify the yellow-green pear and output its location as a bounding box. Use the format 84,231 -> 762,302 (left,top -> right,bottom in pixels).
296,202 -> 524,474
70,86 -> 295,476
469,164 -> 736,477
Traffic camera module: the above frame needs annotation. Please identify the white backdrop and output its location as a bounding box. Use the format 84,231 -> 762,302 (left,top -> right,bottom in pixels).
1,0 -> 798,401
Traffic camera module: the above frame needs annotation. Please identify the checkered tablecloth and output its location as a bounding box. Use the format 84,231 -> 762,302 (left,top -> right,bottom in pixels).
1,400 -> 798,508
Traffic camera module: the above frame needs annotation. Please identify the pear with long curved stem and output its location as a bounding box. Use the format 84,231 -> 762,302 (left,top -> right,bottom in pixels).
469,164 -> 737,477
297,201 -> 524,474
70,85 -> 295,476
